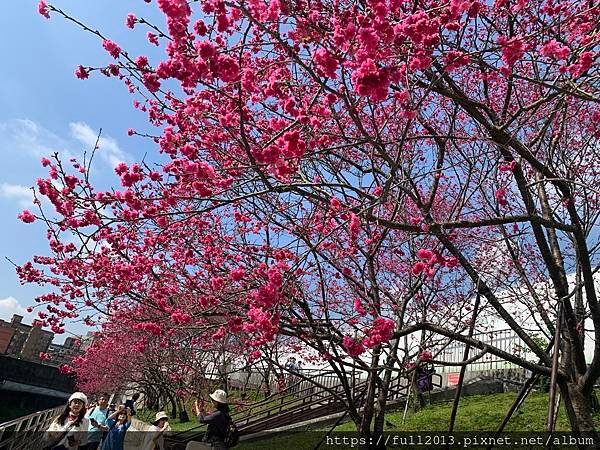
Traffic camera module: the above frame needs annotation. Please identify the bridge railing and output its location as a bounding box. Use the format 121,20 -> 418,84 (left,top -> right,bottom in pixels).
432,328 -> 526,373
0,405 -> 63,450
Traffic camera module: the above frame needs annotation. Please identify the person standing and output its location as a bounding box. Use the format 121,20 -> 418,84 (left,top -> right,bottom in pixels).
190,390 -> 230,449
100,405 -> 131,450
86,393 -> 110,450
141,411 -> 170,450
285,357 -> 299,394
45,392 -> 90,450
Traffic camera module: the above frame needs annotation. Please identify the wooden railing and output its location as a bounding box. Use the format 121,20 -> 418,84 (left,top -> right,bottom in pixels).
0,405 -> 63,450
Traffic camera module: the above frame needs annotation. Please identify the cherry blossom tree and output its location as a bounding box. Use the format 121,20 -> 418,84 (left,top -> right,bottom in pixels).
21,0 -> 600,440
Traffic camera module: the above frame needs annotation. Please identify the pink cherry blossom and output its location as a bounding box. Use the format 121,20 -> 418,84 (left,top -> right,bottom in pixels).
18,210 -> 36,223
342,336 -> 366,357
75,65 -> 89,79
540,40 -> 570,60
38,1 -> 50,19
102,40 -> 121,59
126,13 -> 137,29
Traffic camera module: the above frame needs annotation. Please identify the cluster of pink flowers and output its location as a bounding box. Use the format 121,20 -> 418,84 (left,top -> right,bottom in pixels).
419,351 -> 432,361
497,35 -> 528,67
75,65 -> 89,79
38,1 -> 50,19
353,298 -> 367,316
243,307 -> 278,345
143,73 -> 161,92
412,248 -> 458,276
343,317 -> 395,356
499,160 -> 517,172
102,40 -> 122,59
157,0 -> 191,42
342,335 -> 366,357
248,350 -> 261,363
495,187 -> 509,207
126,13 -> 136,29
171,310 -> 192,324
211,327 -> 226,340
540,40 -> 570,60
134,322 -> 163,335
567,52 -> 594,78
147,32 -> 159,46
230,267 -> 246,281
252,130 -> 307,178
59,364 -> 75,375
313,49 -> 338,78
363,317 -> 395,348
349,213 -> 361,242
117,163 -> 145,187
444,50 -> 469,72
18,210 -> 36,223
352,59 -> 391,102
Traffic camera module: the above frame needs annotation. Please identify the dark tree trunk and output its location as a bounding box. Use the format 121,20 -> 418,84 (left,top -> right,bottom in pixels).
357,348 -> 381,449
411,369 -> 425,412
372,336 -> 403,448
565,382 -> 595,433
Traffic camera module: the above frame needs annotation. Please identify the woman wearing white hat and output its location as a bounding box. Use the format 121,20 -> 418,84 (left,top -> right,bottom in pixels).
189,389 -> 231,449
141,411 -> 170,450
45,392 -> 89,449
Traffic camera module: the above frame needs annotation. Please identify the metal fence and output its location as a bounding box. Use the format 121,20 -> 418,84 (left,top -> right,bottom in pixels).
0,405 -> 63,450
432,328 -> 529,373
227,368 -> 366,396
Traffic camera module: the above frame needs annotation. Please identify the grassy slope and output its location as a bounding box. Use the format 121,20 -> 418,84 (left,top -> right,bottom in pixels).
238,392 -> 600,449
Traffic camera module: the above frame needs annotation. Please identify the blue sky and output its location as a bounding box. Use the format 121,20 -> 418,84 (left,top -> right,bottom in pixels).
0,1 -> 165,342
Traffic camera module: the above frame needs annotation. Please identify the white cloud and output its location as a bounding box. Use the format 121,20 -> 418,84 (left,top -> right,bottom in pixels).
69,121 -> 131,169
0,119 -> 71,158
0,296 -> 29,321
0,183 -> 35,208
0,119 -> 131,171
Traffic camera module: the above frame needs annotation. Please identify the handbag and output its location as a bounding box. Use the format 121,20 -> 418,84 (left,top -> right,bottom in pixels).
42,423 -> 76,450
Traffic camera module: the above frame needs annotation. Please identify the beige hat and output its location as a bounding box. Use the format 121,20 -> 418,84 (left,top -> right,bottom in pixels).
153,411 -> 169,424
68,392 -> 88,405
209,389 -> 228,404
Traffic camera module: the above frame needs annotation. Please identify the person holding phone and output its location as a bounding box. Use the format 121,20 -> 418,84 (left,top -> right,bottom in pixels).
191,390 -> 230,449
100,405 -> 131,450
46,392 -> 90,450
141,411 -> 170,450
86,393 -> 110,450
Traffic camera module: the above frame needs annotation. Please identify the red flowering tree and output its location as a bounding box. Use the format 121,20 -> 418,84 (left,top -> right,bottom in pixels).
22,0 -> 600,439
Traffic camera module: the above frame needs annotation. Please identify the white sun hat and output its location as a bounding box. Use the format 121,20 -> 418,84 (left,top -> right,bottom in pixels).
209,389 -> 228,404
68,392 -> 88,405
154,411 -> 169,424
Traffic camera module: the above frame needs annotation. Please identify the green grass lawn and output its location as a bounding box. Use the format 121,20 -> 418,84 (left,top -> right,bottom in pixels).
237,392 -> 600,449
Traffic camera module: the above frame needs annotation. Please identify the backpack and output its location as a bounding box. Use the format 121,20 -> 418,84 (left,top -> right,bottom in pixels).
223,416 -> 240,448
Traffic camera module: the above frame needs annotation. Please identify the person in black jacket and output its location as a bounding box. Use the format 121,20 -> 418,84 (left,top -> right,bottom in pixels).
192,389 -> 230,449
